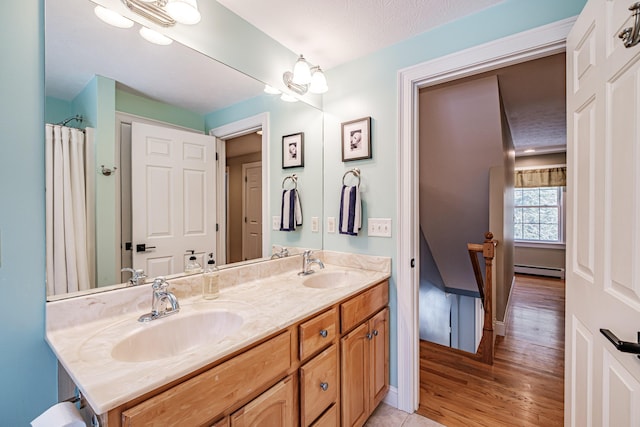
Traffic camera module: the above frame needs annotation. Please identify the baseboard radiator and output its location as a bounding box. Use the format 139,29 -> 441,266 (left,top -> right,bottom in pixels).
514,264 -> 565,279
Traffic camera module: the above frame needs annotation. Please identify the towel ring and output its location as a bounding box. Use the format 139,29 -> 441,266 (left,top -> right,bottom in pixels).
342,168 -> 361,187
282,174 -> 298,190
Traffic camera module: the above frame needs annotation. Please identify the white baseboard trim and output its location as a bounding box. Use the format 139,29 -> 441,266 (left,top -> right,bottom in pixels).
494,276 -> 516,337
514,264 -> 565,279
383,386 -> 399,409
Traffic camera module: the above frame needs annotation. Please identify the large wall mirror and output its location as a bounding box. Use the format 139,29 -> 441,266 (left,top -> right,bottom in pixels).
45,0 -> 324,300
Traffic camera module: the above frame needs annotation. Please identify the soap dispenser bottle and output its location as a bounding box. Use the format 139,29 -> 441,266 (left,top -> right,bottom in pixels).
203,253 -> 219,300
185,250 -> 202,274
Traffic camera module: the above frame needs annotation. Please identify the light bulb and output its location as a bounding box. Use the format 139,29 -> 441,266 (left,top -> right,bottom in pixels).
309,68 -> 328,94
94,6 -> 134,28
280,93 -> 298,102
165,0 -> 201,25
139,27 -> 173,45
292,55 -> 312,85
264,85 -> 281,95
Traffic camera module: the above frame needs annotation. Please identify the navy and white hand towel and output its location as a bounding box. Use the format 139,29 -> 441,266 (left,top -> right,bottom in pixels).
280,189 -> 303,231
339,185 -> 361,235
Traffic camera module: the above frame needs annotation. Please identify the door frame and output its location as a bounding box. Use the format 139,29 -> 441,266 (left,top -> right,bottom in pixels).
396,17 -> 575,412
210,113 -> 270,262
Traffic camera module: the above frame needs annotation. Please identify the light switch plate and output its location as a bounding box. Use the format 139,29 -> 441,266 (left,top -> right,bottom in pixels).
368,218 -> 392,237
272,216 -> 281,230
311,216 -> 319,233
327,217 -> 336,233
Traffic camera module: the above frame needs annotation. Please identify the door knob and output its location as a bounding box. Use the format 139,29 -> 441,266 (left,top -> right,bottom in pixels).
136,243 -> 156,252
600,329 -> 640,358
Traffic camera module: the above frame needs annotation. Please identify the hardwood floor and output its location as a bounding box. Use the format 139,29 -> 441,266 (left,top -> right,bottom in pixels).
417,274 -> 565,426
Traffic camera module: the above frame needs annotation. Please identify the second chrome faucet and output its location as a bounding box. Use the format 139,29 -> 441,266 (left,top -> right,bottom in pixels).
299,250 -> 325,276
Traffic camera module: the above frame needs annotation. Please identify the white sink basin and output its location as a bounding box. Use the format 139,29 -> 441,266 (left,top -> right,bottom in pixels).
303,270 -> 365,289
111,310 -> 243,362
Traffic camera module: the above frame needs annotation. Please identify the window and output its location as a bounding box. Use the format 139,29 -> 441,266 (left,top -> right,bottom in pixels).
514,186 -> 564,242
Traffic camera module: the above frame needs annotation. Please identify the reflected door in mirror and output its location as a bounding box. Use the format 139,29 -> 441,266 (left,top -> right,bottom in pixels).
131,122 -> 217,277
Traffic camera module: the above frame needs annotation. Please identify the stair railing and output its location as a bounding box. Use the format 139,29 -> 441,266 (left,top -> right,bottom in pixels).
467,231 -> 497,364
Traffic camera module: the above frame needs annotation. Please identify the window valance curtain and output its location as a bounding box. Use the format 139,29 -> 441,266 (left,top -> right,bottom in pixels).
515,167 -> 566,188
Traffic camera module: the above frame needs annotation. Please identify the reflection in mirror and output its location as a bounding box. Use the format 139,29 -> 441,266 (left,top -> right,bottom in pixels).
45,0 -> 323,300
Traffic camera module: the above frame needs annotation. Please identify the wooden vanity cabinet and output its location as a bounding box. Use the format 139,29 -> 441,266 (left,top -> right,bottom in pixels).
103,280 -> 388,427
340,281 -> 390,427
117,331 -> 292,426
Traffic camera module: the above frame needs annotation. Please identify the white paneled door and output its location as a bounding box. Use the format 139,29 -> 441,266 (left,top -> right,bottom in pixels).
242,161 -> 262,261
566,0 -> 640,425
131,122 -> 216,278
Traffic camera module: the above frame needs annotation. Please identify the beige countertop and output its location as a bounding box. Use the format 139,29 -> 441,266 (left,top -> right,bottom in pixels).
45,251 -> 391,415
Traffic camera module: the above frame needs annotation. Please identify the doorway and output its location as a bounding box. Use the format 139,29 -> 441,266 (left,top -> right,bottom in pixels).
224,133 -> 262,263
210,113 -> 270,266
395,18 -> 575,412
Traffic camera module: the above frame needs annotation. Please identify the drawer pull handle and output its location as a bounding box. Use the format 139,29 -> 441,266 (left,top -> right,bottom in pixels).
319,329 -> 328,338
320,382 -> 329,391
373,329 -> 379,337
366,333 -> 373,340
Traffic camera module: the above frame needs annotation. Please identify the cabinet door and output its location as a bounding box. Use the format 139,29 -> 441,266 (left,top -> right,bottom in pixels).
231,375 -> 295,427
369,308 -> 389,410
341,322 -> 369,427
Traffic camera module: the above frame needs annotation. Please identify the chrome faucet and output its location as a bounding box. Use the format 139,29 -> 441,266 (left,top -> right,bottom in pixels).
121,267 -> 146,286
299,250 -> 325,276
271,246 -> 290,259
138,277 -> 180,322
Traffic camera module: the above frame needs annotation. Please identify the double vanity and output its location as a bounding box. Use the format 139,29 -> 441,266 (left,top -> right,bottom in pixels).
46,251 -> 391,426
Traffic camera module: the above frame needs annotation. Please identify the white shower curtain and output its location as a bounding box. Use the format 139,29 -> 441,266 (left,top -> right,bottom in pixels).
45,124 -> 91,295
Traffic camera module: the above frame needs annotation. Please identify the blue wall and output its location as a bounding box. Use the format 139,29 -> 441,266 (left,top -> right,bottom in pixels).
0,0 -> 58,424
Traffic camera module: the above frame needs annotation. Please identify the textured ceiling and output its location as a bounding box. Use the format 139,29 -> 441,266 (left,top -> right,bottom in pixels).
217,0 -> 504,69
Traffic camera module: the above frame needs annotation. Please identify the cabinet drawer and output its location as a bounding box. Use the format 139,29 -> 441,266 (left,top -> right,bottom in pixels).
300,345 -> 338,426
122,331 -> 292,426
310,403 -> 338,427
299,307 -> 337,361
341,280 -> 388,333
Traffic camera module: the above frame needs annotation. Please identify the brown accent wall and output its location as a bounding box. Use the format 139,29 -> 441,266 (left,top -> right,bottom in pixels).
419,75 -> 504,294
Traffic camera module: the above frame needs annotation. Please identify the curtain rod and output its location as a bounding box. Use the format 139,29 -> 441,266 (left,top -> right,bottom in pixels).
56,114 -> 84,127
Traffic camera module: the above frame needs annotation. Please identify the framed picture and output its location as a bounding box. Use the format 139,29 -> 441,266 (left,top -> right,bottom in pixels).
282,132 -> 304,168
341,116 -> 372,162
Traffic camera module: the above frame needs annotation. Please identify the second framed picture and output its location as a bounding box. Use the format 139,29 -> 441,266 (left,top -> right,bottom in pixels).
282,132 -> 304,169
341,116 -> 372,162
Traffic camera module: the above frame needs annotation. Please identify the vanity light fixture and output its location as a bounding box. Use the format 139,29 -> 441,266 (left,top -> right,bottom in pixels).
139,26 -> 173,45
280,93 -> 299,103
94,0 -> 201,45
94,5 -> 134,28
283,54 -> 328,95
264,85 -> 281,95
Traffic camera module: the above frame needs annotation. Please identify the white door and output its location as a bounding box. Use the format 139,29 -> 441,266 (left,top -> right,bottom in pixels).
242,161 -> 262,261
131,122 -> 216,278
566,1 -> 640,425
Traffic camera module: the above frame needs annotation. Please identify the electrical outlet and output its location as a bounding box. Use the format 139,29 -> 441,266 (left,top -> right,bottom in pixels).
327,217 -> 336,233
368,218 -> 392,237
311,216 -> 319,233
272,216 -> 281,230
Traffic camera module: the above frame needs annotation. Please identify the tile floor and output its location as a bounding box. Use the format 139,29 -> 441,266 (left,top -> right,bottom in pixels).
365,403 -> 445,426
